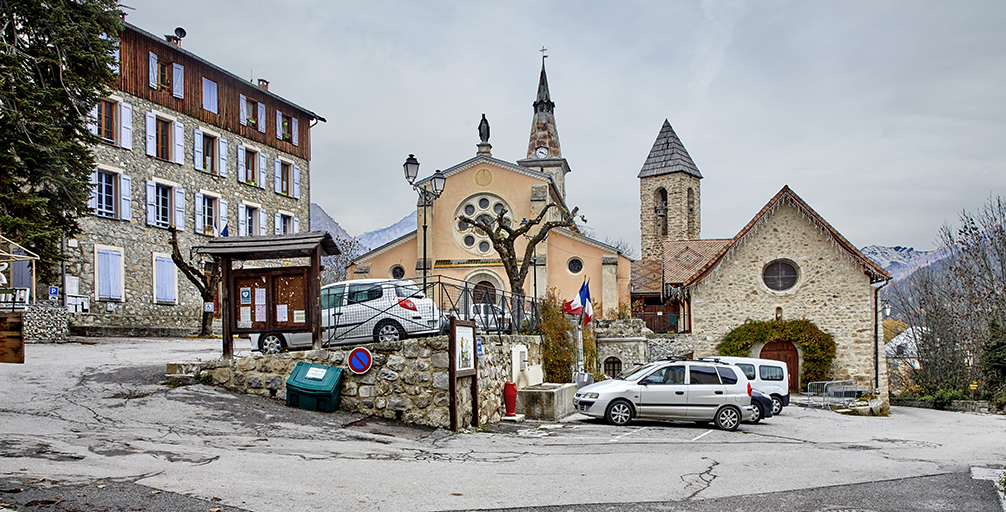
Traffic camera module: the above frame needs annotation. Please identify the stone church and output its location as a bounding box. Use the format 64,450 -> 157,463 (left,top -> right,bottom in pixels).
348,63 -> 632,313
628,121 -> 891,400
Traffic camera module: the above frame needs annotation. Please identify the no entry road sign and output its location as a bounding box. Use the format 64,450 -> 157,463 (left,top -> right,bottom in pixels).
347,347 -> 373,375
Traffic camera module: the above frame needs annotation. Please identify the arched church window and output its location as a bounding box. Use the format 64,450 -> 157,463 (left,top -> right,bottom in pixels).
655,188 -> 668,237
687,187 -> 696,238
455,194 -> 513,255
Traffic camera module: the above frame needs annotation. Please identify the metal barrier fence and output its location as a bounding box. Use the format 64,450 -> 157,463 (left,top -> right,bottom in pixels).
804,380 -> 866,409
322,275 -> 543,344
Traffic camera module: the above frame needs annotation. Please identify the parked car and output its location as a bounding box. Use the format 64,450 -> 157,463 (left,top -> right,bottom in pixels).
251,279 -> 443,354
748,389 -> 774,424
573,358 -> 754,431
710,356 -> 791,415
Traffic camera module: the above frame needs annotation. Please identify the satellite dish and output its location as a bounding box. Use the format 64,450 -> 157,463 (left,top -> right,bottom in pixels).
174,27 -> 186,39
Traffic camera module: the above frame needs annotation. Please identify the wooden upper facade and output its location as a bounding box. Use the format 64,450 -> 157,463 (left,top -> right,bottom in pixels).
115,23 -> 322,161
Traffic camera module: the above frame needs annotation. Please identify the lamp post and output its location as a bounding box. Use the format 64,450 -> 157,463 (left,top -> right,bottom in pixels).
404,154 -> 446,293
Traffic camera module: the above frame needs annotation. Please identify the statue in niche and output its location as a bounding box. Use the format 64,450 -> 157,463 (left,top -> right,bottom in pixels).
478,113 -> 490,143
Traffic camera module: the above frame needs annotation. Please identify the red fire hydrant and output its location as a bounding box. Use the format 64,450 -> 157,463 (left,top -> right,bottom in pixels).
503,382 -> 517,417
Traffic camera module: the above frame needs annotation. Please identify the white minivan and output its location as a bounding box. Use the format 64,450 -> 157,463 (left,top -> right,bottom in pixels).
711,357 -> 790,415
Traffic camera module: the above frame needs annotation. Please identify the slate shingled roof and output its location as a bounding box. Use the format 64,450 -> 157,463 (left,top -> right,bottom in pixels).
637,120 -> 702,179
630,239 -> 731,295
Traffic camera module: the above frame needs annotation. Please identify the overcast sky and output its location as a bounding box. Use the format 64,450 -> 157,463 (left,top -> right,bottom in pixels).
125,0 -> 1006,254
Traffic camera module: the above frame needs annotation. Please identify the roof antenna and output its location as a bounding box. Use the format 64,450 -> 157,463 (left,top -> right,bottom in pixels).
165,27 -> 185,46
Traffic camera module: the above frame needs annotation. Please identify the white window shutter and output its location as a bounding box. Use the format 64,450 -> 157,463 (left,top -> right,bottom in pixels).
293,217 -> 299,234
274,212 -> 282,235
108,250 -> 122,300
237,204 -> 247,236
173,121 -> 184,164
257,103 -> 266,133
148,52 -> 157,89
87,105 -> 98,135
88,171 -> 98,211
274,159 -> 281,193
172,63 -> 184,99
193,129 -> 203,170
119,103 -> 132,150
237,145 -> 245,182
174,187 -> 185,230
259,209 -> 267,236
239,94 -> 247,125
145,180 -> 156,226
276,110 -> 283,140
292,118 -> 298,146
293,164 -> 300,199
145,112 -> 156,156
258,153 -> 267,189
218,138 -> 228,178
194,192 -> 204,233
219,198 -> 228,236
202,78 -> 218,113
119,174 -> 132,221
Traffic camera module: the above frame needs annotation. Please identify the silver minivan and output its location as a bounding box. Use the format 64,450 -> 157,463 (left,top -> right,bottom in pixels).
251,279 -> 442,353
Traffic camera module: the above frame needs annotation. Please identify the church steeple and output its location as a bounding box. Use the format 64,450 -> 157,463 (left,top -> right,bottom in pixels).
525,61 -> 561,159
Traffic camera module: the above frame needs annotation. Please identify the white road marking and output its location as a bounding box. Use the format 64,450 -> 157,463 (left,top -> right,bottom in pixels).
608,428 -> 647,442
691,430 -> 713,441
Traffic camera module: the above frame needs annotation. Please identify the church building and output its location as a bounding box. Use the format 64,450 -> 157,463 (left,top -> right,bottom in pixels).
630,121 -> 890,400
348,63 -> 632,314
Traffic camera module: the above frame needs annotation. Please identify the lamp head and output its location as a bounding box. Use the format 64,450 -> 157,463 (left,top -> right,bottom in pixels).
403,154 -> 420,184
431,170 -> 446,195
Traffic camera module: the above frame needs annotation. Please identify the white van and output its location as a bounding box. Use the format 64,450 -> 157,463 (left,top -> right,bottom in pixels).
709,356 -> 790,415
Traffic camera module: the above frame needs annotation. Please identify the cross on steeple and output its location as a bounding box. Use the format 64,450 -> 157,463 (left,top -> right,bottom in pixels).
540,46 -> 548,64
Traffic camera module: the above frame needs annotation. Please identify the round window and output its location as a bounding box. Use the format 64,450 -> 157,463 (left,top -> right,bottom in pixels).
391,265 -> 405,279
479,198 -> 490,209
464,235 -> 475,247
479,241 -> 491,252
493,203 -> 504,215
763,260 -> 798,291
567,258 -> 583,274
457,220 -> 469,231
464,204 -> 476,216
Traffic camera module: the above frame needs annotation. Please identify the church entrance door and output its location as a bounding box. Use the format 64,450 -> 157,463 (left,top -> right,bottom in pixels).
473,281 -> 496,305
760,340 -> 800,393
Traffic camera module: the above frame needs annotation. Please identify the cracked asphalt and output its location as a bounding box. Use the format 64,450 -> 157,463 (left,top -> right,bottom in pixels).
1,337 -> 1004,511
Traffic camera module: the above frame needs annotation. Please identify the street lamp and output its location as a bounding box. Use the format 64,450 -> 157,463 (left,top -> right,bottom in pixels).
404,154 -> 446,292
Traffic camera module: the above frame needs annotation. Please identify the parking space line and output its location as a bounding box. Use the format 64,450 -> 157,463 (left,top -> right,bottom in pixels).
608,428 -> 647,442
691,430 -> 713,442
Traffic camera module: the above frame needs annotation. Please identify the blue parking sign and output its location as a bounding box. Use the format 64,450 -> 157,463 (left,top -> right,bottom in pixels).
48,286 -> 59,297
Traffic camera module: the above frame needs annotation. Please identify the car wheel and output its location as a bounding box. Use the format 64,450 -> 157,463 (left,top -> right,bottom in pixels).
374,320 -> 405,343
771,396 -> 784,416
259,333 -> 285,354
605,400 -> 633,426
714,406 -> 741,431
749,402 -> 763,424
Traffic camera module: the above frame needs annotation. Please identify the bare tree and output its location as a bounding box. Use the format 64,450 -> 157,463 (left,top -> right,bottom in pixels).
168,227 -> 221,337
321,235 -> 361,284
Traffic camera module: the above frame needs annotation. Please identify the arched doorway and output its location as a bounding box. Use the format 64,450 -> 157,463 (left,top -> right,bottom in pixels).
760,340 -> 800,393
473,281 -> 496,304
603,357 -> 622,377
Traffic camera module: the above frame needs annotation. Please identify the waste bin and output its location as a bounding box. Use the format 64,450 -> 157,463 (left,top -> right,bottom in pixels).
285,361 -> 343,413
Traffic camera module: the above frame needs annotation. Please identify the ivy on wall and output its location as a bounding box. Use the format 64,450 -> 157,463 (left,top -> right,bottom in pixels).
717,319 -> 837,384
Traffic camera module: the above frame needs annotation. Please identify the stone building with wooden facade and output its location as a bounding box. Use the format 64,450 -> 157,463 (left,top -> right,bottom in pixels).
68,22 -> 323,335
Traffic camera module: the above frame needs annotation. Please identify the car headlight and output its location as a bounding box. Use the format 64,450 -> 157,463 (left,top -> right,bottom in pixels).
582,392 -> 599,399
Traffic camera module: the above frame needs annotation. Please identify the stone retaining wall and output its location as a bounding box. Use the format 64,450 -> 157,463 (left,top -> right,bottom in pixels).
891,398 -> 1004,414
172,334 -> 543,429
23,304 -> 69,342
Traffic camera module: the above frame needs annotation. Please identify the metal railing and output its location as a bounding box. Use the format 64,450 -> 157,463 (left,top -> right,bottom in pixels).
804,380 -> 866,409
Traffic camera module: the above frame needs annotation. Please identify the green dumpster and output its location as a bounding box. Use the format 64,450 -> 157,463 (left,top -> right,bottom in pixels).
285,361 -> 343,413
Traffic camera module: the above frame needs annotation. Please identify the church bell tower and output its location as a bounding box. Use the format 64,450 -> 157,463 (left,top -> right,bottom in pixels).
517,58 -> 571,200
638,120 -> 702,260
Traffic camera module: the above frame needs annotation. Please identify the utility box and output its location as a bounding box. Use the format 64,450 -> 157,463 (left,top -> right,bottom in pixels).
285,362 -> 343,413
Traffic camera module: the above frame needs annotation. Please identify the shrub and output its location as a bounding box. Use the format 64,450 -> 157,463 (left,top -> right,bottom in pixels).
932,388 -> 967,410
540,288 -> 574,383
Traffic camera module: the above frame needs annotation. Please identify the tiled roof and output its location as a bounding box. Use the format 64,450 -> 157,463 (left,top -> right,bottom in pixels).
663,239 -> 733,284
630,259 -> 663,295
637,120 -> 702,179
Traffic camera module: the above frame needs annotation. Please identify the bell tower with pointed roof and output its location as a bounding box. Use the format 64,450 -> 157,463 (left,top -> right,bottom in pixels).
517,59 -> 571,200
639,120 -> 702,260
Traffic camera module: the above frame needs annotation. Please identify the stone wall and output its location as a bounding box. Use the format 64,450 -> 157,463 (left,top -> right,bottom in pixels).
68,90 -> 310,335
176,334 -> 543,429
639,172 -> 701,260
688,200 -> 887,402
22,304 -> 69,342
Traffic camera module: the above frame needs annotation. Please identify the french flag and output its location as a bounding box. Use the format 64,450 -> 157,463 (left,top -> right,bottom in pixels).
563,280 -> 593,324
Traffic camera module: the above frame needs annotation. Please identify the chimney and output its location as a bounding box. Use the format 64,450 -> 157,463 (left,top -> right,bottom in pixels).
257,79 -> 269,91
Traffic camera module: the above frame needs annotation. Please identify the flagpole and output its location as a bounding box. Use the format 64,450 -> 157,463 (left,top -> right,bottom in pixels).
577,310 -> 584,373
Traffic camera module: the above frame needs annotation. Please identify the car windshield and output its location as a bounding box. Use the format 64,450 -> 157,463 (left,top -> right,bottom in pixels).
618,363 -> 660,381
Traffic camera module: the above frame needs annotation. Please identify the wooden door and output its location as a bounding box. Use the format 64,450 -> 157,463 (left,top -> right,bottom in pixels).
760,340 -> 800,393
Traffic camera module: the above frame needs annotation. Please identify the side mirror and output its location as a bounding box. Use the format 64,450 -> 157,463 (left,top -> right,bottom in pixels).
639,378 -> 653,385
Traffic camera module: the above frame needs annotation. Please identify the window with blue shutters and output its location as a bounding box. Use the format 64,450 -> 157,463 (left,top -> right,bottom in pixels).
96,246 -> 123,301
153,254 -> 177,304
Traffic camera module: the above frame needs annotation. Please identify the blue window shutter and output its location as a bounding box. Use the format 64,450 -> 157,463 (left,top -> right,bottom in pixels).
274,159 -> 281,193
257,103 -> 266,133
274,212 -> 281,235
237,145 -> 245,182
237,204 -> 247,237
292,118 -> 299,146
173,121 -> 184,164
172,63 -> 184,99
145,180 -> 156,226
202,78 -> 218,113
109,250 -> 121,300
259,208 -> 266,236
258,153 -> 266,189
293,217 -> 299,234
276,110 -> 283,140
97,249 -> 110,299
145,112 -> 156,156
194,192 -> 204,233
155,256 -> 176,303
218,138 -> 228,178
239,94 -> 247,126
119,174 -> 132,221
119,103 -> 132,150
148,52 -> 157,89
174,187 -> 185,230
219,198 -> 228,236
293,164 -> 301,199
88,171 -> 98,212
193,129 -> 203,170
